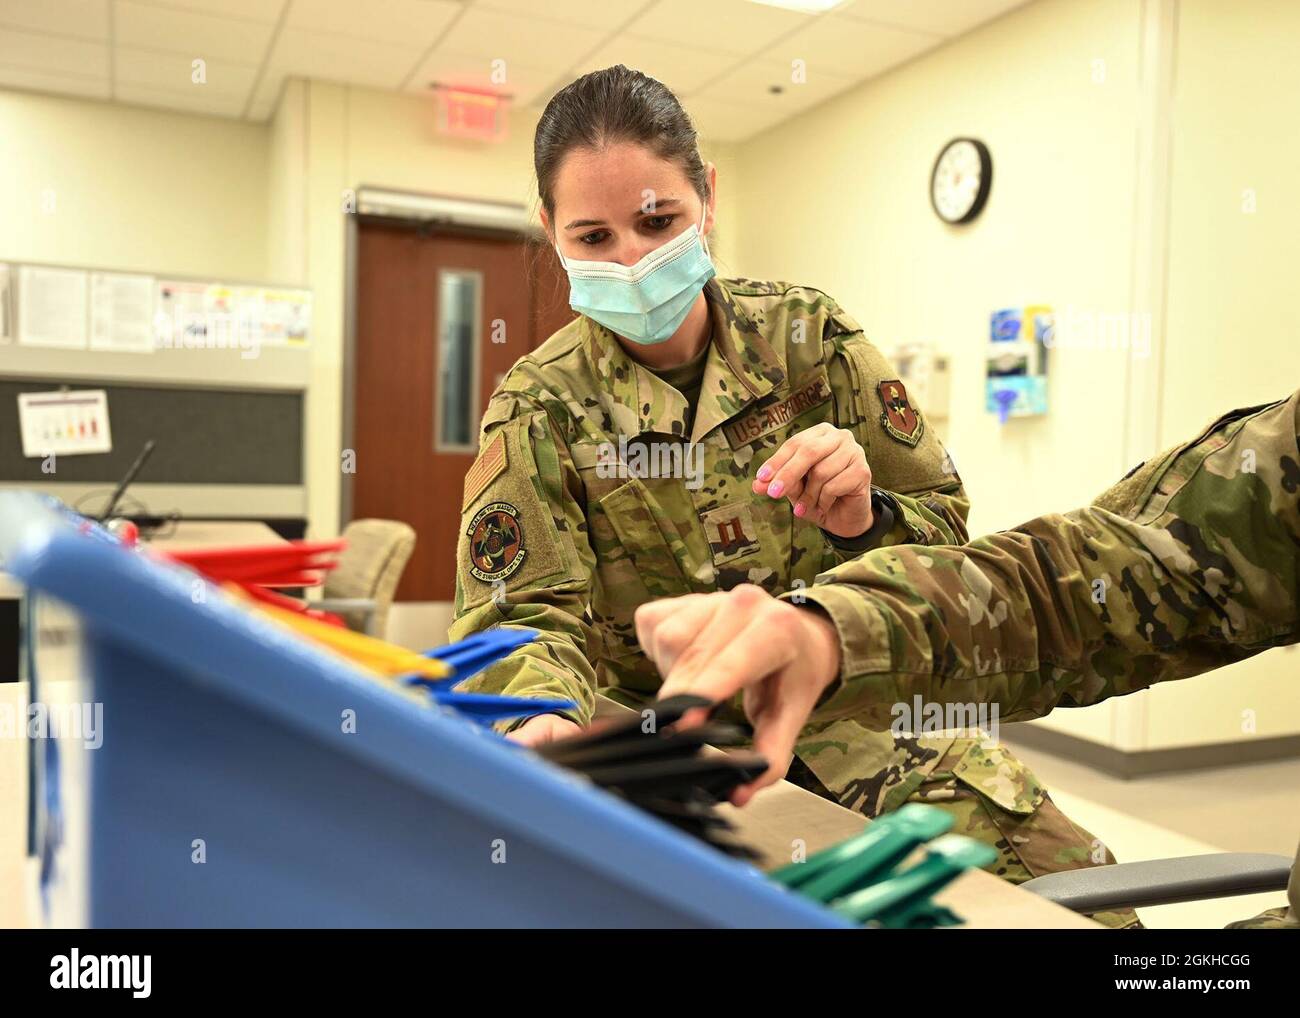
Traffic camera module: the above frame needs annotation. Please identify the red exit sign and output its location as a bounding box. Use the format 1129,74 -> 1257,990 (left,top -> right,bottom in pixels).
435,87 -> 508,142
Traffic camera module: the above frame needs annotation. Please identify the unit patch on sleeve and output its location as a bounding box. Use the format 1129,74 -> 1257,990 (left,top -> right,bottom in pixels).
877,379 -> 925,447
722,372 -> 832,449
467,501 -> 526,583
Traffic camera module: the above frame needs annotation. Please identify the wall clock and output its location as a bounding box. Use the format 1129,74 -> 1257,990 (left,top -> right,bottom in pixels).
931,138 -> 992,224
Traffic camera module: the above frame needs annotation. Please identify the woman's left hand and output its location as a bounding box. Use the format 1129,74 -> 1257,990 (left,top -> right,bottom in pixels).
752,422 -> 873,538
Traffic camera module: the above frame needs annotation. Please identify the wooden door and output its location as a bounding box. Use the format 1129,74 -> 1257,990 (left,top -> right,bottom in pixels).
352,220 -> 572,602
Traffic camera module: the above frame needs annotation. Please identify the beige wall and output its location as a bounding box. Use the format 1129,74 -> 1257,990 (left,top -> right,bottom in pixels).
1162,0 -> 1300,440
0,90 -> 268,281
731,0 -> 1299,751
1140,0 -> 1300,749
733,0 -> 1143,538
731,0 -> 1145,750
265,80 -> 307,287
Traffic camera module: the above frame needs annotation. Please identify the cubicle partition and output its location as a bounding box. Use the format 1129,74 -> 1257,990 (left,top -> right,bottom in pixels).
0,259 -> 311,526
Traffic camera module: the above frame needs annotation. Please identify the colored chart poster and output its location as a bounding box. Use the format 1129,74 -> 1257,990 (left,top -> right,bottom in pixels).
17,389 -> 113,457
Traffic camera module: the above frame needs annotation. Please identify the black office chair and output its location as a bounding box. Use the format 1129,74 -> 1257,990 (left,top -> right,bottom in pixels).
1022,844 -> 1296,924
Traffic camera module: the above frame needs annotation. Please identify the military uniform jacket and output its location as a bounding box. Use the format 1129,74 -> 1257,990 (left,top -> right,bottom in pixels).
451,277 -> 968,726
797,389 -> 1300,728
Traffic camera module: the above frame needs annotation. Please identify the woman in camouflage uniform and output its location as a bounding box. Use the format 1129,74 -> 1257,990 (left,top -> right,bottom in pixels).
450,65 -> 1134,925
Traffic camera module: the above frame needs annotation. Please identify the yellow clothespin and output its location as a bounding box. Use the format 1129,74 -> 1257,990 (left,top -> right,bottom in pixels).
226,585 -> 451,681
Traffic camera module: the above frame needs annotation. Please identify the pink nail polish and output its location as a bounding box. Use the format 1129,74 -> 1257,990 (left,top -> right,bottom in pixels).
756,465 -> 772,482
794,502 -> 805,517
767,480 -> 784,498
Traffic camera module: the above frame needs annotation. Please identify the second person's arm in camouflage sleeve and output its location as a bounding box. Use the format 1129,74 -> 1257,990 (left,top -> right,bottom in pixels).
448,394 -> 599,730
792,391 -> 1300,729
824,315 -> 970,556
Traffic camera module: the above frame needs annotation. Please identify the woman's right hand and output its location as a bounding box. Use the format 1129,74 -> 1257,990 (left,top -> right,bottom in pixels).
634,585 -> 842,806
507,713 -> 583,747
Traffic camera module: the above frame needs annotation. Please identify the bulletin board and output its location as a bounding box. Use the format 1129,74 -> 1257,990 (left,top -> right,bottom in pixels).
1,261 -> 313,488
0,261 -> 312,355
0,380 -> 303,486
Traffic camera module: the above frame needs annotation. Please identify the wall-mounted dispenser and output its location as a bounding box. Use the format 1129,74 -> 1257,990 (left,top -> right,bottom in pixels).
986,305 -> 1051,423
890,341 -> 951,421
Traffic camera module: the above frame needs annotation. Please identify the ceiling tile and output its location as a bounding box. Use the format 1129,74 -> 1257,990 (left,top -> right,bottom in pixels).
624,0 -> 811,58
287,0 -> 461,47
114,0 -> 275,64
0,0 -> 109,41
0,0 -> 1034,130
762,11 -> 938,78
573,35 -> 724,97
0,26 -> 109,76
699,56 -> 857,117
837,0 -> 1028,37
434,7 -> 608,70
0,63 -> 110,100
115,80 -> 248,117
685,95 -> 786,143
407,49 -> 556,107
267,27 -> 424,89
127,0 -> 285,23
115,46 -> 258,97
476,0 -> 651,32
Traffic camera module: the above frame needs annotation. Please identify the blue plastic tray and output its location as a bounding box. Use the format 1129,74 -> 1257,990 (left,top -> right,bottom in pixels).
0,493 -> 845,928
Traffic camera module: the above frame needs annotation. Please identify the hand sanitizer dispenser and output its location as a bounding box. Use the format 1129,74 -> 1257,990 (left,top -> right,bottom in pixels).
986,306 -> 1051,423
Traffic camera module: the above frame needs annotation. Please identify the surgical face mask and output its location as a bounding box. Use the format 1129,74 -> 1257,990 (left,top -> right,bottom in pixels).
555,209 -> 715,345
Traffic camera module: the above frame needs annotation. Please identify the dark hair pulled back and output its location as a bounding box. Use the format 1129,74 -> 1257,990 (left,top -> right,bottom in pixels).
534,65 -> 710,218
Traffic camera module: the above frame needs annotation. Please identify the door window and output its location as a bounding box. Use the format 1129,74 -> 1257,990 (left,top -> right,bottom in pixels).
435,269 -> 482,452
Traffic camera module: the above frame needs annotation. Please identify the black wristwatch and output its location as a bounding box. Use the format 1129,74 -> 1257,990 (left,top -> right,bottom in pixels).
823,488 -> 897,553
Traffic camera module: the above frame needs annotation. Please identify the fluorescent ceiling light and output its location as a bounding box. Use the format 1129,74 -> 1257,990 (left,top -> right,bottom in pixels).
745,0 -> 849,12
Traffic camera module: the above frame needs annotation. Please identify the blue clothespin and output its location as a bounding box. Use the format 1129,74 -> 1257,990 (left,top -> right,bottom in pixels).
406,628 -> 540,691
428,691 -> 577,726
404,629 -> 576,727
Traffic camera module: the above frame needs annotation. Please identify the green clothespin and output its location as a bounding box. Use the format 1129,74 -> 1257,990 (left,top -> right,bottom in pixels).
770,803 -> 953,903
831,834 -> 999,928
